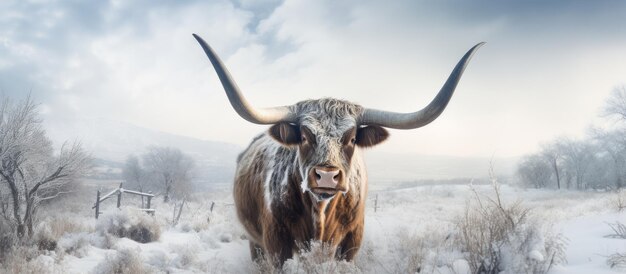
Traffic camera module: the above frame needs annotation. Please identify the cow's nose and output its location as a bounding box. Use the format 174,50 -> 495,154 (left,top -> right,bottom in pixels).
314,168 -> 340,188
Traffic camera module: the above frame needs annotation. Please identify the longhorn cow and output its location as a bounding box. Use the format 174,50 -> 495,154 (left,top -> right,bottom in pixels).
193,34 -> 483,265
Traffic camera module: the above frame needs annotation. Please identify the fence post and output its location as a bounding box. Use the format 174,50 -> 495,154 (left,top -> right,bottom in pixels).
210,201 -> 215,212
374,194 -> 378,212
95,189 -> 101,219
116,182 -> 123,209
147,191 -> 152,210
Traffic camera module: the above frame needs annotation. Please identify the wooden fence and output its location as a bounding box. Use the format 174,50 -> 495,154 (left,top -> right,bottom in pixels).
92,182 -> 155,219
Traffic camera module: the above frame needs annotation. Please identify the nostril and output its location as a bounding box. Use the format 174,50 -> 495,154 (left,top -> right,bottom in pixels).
315,173 -> 321,180
333,174 -> 339,181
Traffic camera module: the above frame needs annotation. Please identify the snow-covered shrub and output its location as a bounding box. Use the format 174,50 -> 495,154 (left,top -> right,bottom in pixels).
32,223 -> 57,251
96,208 -> 161,243
220,233 -> 233,243
198,230 -> 221,249
0,218 -> 16,261
389,230 -> 428,273
0,245 -> 63,274
33,216 -> 90,252
96,210 -> 130,236
605,221 -> 626,239
456,180 -> 566,274
93,248 -> 148,274
200,254 -> 228,273
280,241 -> 360,274
353,240 -> 376,272
178,222 -> 193,232
146,250 -> 173,272
195,206 -> 241,249
607,252 -> 626,269
170,243 -> 199,268
174,199 -> 213,232
165,242 -> 219,272
388,228 -> 453,273
57,232 -> 90,257
187,209 -> 211,232
612,189 -> 626,212
127,223 -> 160,243
89,230 -> 116,249
192,218 -> 210,232
356,226 -> 457,274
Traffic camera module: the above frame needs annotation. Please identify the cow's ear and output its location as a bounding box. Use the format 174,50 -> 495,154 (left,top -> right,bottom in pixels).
269,122 -> 301,145
355,125 -> 389,148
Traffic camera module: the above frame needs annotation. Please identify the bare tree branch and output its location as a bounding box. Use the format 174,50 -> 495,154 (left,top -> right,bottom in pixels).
143,146 -> 195,203
0,96 -> 91,238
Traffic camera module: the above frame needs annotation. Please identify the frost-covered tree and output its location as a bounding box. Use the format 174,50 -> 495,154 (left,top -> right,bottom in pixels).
586,153 -> 613,189
541,141 -> 565,189
143,146 -> 194,202
517,87 -> 626,190
592,128 -> 626,189
122,154 -> 148,206
558,139 -> 598,189
0,96 -> 90,238
604,86 -> 626,122
517,155 -> 552,188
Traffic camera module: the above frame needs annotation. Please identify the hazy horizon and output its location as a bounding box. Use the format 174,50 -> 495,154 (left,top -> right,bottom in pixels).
2,0 -> 626,158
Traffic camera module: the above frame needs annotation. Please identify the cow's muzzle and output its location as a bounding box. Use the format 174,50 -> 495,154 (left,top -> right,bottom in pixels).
308,166 -> 347,200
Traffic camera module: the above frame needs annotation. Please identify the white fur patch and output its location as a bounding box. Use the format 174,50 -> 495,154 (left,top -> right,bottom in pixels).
260,140 -> 280,211
300,175 -> 309,194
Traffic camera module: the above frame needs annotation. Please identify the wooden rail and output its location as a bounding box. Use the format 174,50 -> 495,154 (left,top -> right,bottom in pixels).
93,182 -> 155,219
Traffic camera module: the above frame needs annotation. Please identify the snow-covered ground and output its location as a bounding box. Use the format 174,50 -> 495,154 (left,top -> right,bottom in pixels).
4,182 -> 626,273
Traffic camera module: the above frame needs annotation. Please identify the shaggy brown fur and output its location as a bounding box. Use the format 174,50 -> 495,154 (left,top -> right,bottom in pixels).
234,142 -> 366,264
233,99 -> 383,266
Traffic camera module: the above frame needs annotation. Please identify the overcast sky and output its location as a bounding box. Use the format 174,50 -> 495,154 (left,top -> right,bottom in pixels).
1,0 -> 626,158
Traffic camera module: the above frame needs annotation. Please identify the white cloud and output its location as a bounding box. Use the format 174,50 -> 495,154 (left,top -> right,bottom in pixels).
2,0 -> 626,158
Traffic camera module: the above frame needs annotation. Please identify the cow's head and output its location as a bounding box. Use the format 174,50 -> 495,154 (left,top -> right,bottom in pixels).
193,34 -> 483,200
268,98 -> 386,200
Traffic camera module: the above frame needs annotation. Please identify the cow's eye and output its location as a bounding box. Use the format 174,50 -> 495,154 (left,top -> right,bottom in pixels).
301,135 -> 307,142
350,138 -> 356,145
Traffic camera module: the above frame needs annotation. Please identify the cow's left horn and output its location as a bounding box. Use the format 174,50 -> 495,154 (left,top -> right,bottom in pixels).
193,34 -> 296,124
359,42 -> 484,129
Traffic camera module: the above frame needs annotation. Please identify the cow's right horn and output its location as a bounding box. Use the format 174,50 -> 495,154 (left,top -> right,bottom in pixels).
193,34 -> 296,124
359,42 -> 484,129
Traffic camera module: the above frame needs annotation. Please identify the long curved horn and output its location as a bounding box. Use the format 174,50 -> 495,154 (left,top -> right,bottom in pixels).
193,34 -> 296,124
360,42 -> 485,129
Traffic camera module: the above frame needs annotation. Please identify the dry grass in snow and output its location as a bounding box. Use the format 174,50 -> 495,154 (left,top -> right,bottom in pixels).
0,179 -> 625,274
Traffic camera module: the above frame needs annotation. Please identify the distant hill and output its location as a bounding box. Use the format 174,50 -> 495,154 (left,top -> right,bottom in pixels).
44,117 -> 241,185
44,117 -> 517,188
364,151 -> 518,188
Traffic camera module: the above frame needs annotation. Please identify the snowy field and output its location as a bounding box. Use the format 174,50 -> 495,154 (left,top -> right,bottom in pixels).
2,181 -> 626,274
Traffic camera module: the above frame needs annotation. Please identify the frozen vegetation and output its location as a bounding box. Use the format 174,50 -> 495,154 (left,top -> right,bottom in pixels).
1,179 -> 625,273
2,88 -> 626,273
